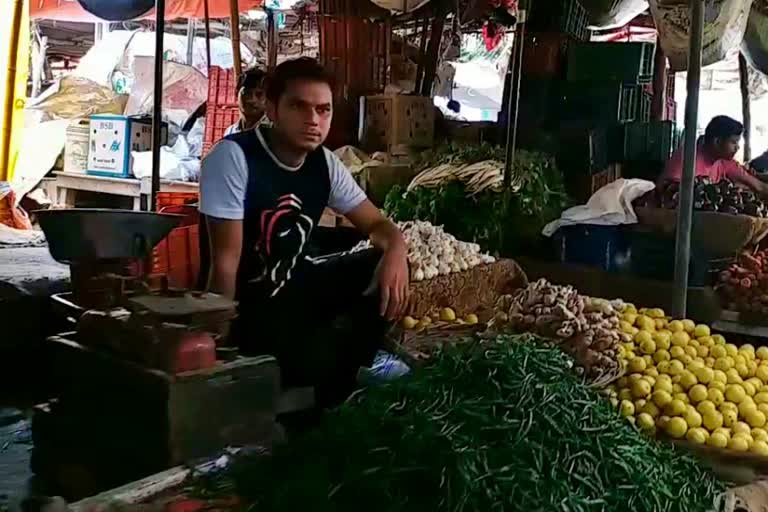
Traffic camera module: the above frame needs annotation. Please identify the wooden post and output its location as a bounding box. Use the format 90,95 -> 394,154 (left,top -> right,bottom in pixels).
0,0 -> 24,182
651,45 -> 666,121
739,52 -> 752,162
267,9 -> 278,70
414,16 -> 429,93
229,0 -> 242,80
420,8 -> 445,96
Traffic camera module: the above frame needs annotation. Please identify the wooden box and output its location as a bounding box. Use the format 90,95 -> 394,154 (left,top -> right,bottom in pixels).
362,95 -> 434,152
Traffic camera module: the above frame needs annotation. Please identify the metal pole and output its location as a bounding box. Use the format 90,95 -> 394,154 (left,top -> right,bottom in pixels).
503,18 -> 525,188
229,0 -> 242,81
672,0 -> 705,317
150,0 -> 166,212
203,0 -> 212,69
739,52 -> 752,161
186,18 -> 195,66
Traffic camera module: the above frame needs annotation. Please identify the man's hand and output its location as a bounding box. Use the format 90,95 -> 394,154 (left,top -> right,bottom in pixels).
377,243 -> 410,320
345,199 -> 411,320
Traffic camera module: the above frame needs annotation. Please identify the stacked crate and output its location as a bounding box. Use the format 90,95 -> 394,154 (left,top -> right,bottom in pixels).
203,66 -> 240,157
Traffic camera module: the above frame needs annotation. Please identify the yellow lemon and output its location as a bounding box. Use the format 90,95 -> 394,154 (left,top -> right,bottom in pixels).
653,332 -> 672,351
618,388 -> 633,402
749,362 -> 759,378
710,380 -> 726,393
689,384 -> 708,403
671,331 -> 690,347
759,403 -> 768,417
753,429 -> 768,442
635,399 -> 648,411
708,432 -> 728,448
620,400 -> 635,417
637,412 -> 656,431
644,368 -> 660,378
726,384 -> 747,403
622,312 -> 638,325
632,379 -> 652,398
668,320 -> 684,333
748,377 -> 763,390
715,358 -> 733,372
697,400 -> 717,415
685,346 -> 699,358
742,344 -> 757,355
684,409 -> 703,428
756,392 -> 768,405
711,345 -> 728,359
679,372 -> 698,390
665,399 -> 687,416
697,345 -> 710,358
703,411 -> 724,431
734,422 -> 753,436
681,319 -> 696,333
705,357 -> 716,368
674,393 -> 690,404
694,367 -> 714,384
734,355 -> 748,367
636,315 -> 656,332
712,334 -> 726,345
721,401 -> 739,413
628,358 -> 647,374
668,360 -> 685,376
439,308 -> 457,322
620,320 -> 634,334
670,346 -> 686,360
648,308 -> 665,319
752,440 -> 768,456
657,415 -> 671,430
628,373 -> 643,382
743,381 -> 757,397
666,417 -> 688,438
726,344 -> 739,357
693,324 -> 711,338
654,350 -> 671,364
740,399 -> 759,418
688,360 -> 705,373
689,339 -> 701,349
735,433 -> 755,447
635,329 -> 652,345
757,366 -> 768,383
757,346 -> 768,361
708,388 -> 725,406
729,435 -> 751,452
654,379 -> 673,394
639,339 -> 656,355
672,383 -> 684,394
723,409 -> 739,428
713,369 -> 728,383
726,368 -> 743,384
714,427 -> 732,441
642,375 -> 656,387
686,427 -> 708,444
640,401 -> 661,418
653,390 -> 673,409
749,410 -> 768,428
655,318 -> 667,330
623,304 -> 638,314
698,336 -> 714,347
657,361 -> 672,375
736,363 -> 750,379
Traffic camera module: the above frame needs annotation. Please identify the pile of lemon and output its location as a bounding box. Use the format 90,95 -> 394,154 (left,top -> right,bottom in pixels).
610,304 -> 768,456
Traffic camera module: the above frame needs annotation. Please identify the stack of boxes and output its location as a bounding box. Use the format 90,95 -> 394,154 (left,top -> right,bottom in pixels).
202,67 -> 241,157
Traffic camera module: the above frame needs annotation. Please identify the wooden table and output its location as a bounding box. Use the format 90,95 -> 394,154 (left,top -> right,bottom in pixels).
48,171 -> 198,210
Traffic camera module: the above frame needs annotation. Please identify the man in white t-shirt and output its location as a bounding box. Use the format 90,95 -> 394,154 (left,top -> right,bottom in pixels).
199,58 -> 409,407
223,67 -> 268,137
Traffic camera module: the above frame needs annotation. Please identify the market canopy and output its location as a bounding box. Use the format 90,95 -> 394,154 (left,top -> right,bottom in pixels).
31,0 -> 265,22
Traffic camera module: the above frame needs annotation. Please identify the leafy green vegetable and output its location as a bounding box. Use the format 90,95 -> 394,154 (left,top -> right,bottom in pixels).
384,145 -> 569,256
202,335 -> 725,512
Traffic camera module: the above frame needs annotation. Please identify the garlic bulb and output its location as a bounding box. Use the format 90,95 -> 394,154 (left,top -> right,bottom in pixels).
413,268 -> 425,281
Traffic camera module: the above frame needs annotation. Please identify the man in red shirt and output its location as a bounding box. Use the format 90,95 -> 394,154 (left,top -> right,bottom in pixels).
659,116 -> 768,196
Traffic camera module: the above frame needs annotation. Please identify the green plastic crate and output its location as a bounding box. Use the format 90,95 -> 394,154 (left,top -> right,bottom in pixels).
566,42 -> 656,84
623,121 -> 678,163
560,82 -> 645,124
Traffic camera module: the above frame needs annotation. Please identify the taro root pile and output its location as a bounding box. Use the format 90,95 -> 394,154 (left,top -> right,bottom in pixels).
659,177 -> 767,217
716,248 -> 768,313
488,278 -> 622,379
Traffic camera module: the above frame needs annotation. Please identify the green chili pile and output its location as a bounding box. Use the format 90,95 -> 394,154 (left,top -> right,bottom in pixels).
201,335 -> 725,511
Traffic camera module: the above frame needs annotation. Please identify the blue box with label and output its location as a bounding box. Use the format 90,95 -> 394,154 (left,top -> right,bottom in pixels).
86,115 -> 167,178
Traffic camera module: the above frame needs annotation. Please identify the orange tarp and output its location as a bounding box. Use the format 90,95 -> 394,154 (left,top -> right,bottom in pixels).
31,0 -> 264,22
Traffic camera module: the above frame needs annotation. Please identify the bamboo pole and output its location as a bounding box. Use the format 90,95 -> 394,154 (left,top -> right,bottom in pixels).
0,0 -> 25,183
203,0 -> 212,69
229,0 -> 242,81
739,52 -> 752,162
672,0 -> 705,318
503,19 -> 525,189
267,9 -> 277,70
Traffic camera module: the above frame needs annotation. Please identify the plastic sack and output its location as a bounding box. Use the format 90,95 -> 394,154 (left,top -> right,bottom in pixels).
26,76 -> 128,120
0,183 -> 33,231
582,0 -> 649,29
357,350 -> 411,385
650,0 -> 753,72
742,3 -> 768,75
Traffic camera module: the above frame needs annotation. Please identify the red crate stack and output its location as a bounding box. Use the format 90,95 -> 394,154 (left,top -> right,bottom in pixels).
151,204 -> 200,290
204,66 -> 240,157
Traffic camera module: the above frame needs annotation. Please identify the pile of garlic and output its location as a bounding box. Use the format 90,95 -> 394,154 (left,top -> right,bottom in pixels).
351,220 -> 495,281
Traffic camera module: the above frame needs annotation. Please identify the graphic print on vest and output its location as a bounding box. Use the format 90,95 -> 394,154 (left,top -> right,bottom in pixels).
249,193 -> 314,297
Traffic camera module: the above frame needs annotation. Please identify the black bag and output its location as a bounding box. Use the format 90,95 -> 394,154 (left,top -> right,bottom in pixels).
77,0 -> 154,21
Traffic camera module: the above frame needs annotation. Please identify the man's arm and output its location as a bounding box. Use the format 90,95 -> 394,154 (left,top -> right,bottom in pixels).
199,140 -> 249,299
206,217 -> 243,299
345,199 -> 409,320
729,165 -> 768,197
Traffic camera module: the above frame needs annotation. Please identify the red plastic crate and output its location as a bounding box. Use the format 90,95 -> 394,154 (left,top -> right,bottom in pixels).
156,192 -> 199,209
202,106 -> 240,157
208,66 -> 238,108
522,32 -> 572,78
152,205 -> 200,290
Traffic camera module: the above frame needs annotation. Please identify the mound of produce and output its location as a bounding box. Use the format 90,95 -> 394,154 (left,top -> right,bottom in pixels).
191,337 -> 724,511
488,279 -> 622,380
716,248 -> 768,314
351,220 -> 496,282
612,304 -> 768,454
384,144 -> 569,256
657,177 -> 767,217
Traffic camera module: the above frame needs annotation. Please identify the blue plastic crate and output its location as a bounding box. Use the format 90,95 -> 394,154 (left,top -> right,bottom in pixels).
553,224 -> 629,272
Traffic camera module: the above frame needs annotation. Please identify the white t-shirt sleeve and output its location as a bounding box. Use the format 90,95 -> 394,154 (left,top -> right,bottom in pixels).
324,149 -> 367,215
199,140 -> 249,220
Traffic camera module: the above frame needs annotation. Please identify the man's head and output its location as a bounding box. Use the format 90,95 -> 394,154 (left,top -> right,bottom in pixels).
703,115 -> 743,160
265,58 -> 334,152
237,67 -> 267,122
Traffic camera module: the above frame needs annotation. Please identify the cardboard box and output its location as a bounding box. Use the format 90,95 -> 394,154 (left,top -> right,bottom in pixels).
362,95 -> 434,152
87,115 -> 168,179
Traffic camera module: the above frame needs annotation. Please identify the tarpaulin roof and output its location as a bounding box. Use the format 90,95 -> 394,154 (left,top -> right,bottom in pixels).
31,0 -> 265,22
